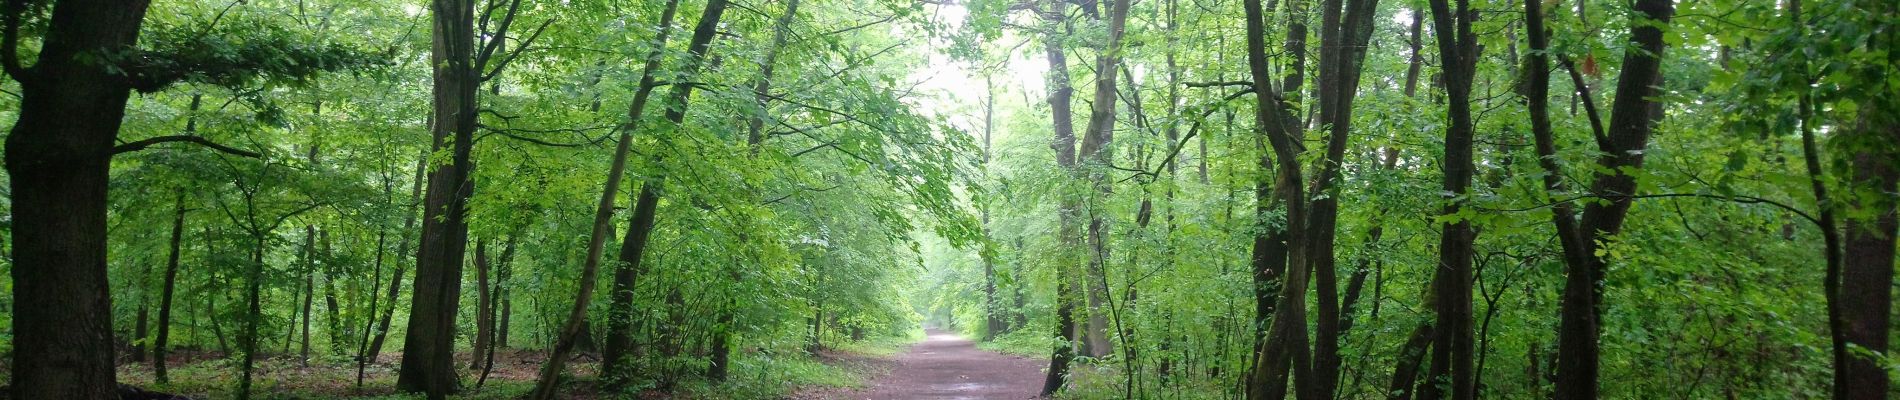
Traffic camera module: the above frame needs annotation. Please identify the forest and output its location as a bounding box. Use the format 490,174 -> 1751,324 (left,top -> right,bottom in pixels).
0,0 -> 1894,399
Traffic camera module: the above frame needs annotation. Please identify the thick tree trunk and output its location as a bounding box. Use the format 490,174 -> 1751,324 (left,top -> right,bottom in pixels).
1075,0 -> 1132,361
1838,110 -> 1897,400
1554,1 -> 1674,399
1038,0 -> 1082,393
397,0 -> 480,395
3,2 -> 154,399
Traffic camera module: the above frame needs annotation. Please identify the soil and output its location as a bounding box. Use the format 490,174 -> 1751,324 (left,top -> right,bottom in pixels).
802,329 -> 1044,400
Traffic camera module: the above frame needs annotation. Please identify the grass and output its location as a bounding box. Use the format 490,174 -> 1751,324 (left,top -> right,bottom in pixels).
102,335 -> 921,399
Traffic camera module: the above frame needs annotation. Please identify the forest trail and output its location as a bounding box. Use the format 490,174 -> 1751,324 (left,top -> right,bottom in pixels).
815,329 -> 1044,399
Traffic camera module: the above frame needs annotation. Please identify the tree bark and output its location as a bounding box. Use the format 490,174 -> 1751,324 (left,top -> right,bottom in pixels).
397,0 -> 481,395
1306,0 -> 1381,395
1838,109 -> 1897,400
1038,0 -> 1081,394
470,240 -> 493,370
153,192 -> 188,383
368,154 -> 427,363
1242,0 -> 1316,395
1554,1 -> 1674,399
2,2 -> 155,398
1421,0 -> 1479,398
1077,0 -> 1133,361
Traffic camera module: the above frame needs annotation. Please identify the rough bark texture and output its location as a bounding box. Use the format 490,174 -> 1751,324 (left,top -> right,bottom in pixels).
3,1 -> 154,399
397,0 -> 480,396
1039,0 -> 1080,394
1077,0 -> 1134,361
1838,110 -> 1897,400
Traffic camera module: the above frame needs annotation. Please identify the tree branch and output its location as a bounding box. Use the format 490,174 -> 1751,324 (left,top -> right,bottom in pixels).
114,135 -> 263,158
482,18 -> 554,82
1,0 -> 28,80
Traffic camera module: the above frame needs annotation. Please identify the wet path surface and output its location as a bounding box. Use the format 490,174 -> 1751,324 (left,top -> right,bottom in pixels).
822,329 -> 1044,399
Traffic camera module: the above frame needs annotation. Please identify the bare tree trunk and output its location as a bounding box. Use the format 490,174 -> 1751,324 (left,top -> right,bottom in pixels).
1838,109 -> 1898,400
3,2 -> 156,398
368,154 -> 426,363
1038,0 -> 1081,394
1420,0 -> 1480,398
470,240 -> 492,370
397,0 -> 481,395
154,191 -> 188,383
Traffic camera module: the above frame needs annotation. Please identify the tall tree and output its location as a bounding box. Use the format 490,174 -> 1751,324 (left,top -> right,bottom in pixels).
1552,0 -> 1676,398
1037,0 -> 1082,394
398,0 -> 544,395
1422,0 -> 1480,398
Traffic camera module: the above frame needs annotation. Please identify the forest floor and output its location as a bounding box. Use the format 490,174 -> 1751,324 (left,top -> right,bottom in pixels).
793,329 -> 1045,400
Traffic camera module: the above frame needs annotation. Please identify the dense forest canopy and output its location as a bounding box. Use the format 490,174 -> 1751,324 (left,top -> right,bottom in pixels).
0,0 -> 1893,399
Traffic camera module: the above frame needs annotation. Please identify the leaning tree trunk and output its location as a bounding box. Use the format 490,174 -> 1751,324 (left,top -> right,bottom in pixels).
367,154 -> 426,363
154,191 -> 188,383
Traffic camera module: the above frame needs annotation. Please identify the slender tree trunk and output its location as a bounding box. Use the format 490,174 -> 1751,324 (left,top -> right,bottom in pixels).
1554,1 -> 1675,398
537,1 -> 721,397
470,240 -> 493,370
299,226 -> 316,366
238,235 -> 268,400
3,2 -> 155,398
1421,0 -> 1479,398
597,0 -> 685,388
369,154 -> 427,363
497,238 -> 516,349
1306,0 -> 1381,396
154,192 -> 188,383
1242,0 -> 1316,395
133,279 -> 151,363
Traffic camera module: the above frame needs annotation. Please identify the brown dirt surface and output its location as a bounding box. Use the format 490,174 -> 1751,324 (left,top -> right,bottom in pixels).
800,329 -> 1044,400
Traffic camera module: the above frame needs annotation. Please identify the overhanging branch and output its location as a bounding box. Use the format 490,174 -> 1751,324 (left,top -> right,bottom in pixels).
114,135 -> 263,158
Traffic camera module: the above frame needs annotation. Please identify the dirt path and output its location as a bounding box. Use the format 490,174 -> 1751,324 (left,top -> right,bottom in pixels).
810,329 -> 1045,399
